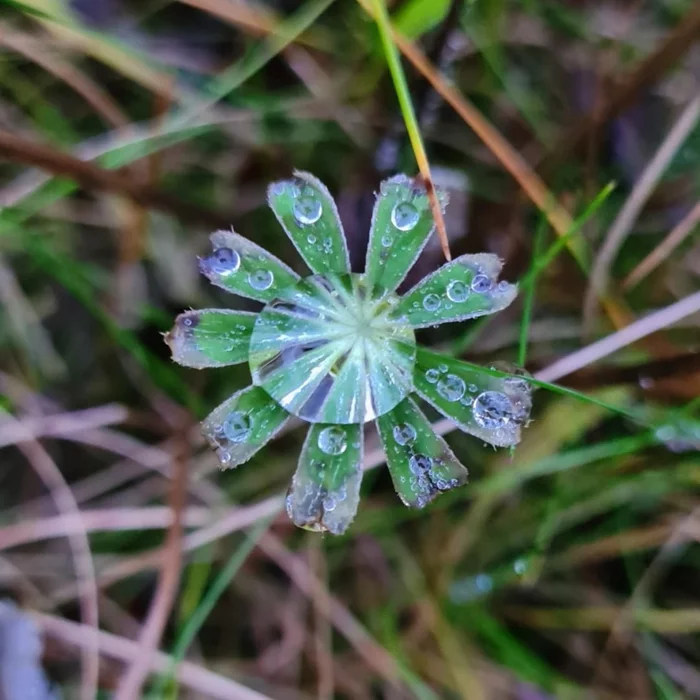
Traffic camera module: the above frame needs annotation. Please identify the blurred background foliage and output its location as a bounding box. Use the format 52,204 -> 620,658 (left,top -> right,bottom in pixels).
1,0 -> 700,698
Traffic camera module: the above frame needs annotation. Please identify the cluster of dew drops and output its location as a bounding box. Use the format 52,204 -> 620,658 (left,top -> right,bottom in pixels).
206,247 -> 275,293
425,364 -> 520,431
418,272 -> 511,315
390,419 -> 460,505
285,183 -> 336,253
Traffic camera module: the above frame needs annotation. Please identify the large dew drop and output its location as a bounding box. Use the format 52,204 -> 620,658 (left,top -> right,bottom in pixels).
248,269 -> 274,291
437,374 -> 466,402
208,247 -> 240,276
223,411 -> 251,443
391,201 -> 419,231
293,194 -> 323,225
473,391 -> 513,429
393,422 -> 417,446
249,273 -> 416,424
318,426 -> 348,455
446,280 -> 469,303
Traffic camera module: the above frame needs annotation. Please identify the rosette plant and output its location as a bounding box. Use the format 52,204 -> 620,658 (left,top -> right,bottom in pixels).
166,172 -> 532,534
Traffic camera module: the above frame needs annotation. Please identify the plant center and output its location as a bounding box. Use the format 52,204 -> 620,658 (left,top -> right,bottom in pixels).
248,273 -> 416,424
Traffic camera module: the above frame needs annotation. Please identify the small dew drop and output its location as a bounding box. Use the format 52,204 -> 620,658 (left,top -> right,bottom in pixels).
307,234 -> 317,244
468,383 -> 478,393
437,374 -> 466,402
425,368 -> 441,384
473,391 -> 513,429
381,234 -> 393,247
471,274 -> 493,293
248,269 -> 274,291
393,423 -> 417,446
322,495 -> 337,512
391,201 -> 420,231
318,426 -> 347,455
475,573 -> 493,593
423,293 -> 441,312
438,364 -> 448,373
293,194 -> 323,225
497,280 -> 510,292
513,558 -> 528,575
223,411 -> 251,443
446,280 -> 470,303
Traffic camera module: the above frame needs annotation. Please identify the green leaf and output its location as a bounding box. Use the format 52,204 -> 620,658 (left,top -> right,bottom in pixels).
201,385 -> 291,469
365,174 -> 448,294
376,397 -> 468,508
396,253 -> 517,328
267,171 -> 350,276
198,229 -> 299,303
392,0 -> 451,39
286,423 -> 363,534
166,309 -> 256,368
413,347 -> 532,447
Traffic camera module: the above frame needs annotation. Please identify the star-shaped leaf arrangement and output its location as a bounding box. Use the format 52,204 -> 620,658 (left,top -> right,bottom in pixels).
166,172 -> 533,534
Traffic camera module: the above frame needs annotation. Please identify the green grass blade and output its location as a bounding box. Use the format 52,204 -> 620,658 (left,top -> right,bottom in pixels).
517,215 -> 548,367
150,518 -> 273,698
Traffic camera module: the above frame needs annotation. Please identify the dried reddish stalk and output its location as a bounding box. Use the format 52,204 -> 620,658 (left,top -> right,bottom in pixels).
0,129 -> 234,229
5,414 -> 100,700
114,431 -> 189,699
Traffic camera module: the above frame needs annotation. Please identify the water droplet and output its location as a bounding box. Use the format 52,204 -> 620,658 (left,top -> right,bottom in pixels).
460,396 -> 473,406
248,269 -> 274,291
423,293 -> 441,311
438,364 -> 448,373
318,426 -> 347,455
475,573 -> 493,593
381,234 -> 393,247
446,280 -> 470,303
223,411 -> 251,443
513,558 -> 527,575
471,275 -> 493,293
393,423 -> 417,446
425,368 -> 441,384
409,453 -> 432,474
391,201 -> 420,231
639,375 -> 654,389
655,425 -> 676,443
293,194 -> 323,225
437,374 -> 466,402
468,384 -> 478,393
182,316 -> 194,327
473,391 -> 513,429
208,247 -> 240,275
322,495 -> 337,512
497,280 -> 510,292
307,234 -> 317,244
